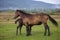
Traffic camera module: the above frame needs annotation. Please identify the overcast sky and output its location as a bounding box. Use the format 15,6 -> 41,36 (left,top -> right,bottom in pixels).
33,0 -> 60,4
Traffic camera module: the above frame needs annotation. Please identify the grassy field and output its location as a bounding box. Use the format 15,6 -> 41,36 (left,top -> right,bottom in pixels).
0,12 -> 60,40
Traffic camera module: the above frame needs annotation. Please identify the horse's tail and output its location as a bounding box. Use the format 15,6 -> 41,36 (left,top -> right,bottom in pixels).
15,19 -> 20,24
48,15 -> 58,26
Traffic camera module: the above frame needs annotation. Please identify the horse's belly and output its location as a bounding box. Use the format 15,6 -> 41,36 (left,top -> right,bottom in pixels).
28,19 -> 41,25
23,16 -> 41,25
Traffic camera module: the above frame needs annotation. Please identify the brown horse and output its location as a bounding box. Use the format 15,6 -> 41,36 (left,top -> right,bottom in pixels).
14,10 -> 58,36
15,18 -> 23,35
15,18 -> 42,35
15,18 -> 42,36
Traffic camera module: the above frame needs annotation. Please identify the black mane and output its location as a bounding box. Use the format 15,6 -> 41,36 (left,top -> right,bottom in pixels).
16,10 -> 31,15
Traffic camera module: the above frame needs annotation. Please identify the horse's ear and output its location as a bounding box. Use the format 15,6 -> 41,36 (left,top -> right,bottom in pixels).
16,10 -> 20,12
16,10 -> 19,11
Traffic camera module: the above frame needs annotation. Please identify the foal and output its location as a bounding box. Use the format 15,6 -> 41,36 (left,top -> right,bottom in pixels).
15,18 -> 23,35
15,18 -> 42,35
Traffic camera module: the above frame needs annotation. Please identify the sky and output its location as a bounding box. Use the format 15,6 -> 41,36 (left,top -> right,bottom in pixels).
33,0 -> 60,4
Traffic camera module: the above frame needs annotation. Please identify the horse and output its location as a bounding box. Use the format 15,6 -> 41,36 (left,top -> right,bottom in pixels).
15,18 -> 23,35
15,18 -> 42,35
14,10 -> 58,36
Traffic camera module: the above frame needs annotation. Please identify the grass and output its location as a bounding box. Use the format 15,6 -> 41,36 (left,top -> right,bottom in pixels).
0,12 -> 60,40
0,22 -> 60,40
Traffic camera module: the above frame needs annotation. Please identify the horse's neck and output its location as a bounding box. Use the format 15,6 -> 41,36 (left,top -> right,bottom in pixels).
20,13 -> 26,18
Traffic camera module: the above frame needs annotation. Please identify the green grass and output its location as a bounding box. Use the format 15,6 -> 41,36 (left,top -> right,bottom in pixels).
0,22 -> 60,40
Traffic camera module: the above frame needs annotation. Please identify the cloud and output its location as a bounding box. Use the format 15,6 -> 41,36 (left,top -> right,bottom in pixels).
33,0 -> 60,4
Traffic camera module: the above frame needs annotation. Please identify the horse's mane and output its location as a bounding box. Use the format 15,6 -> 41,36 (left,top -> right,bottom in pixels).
16,10 -> 32,16
16,10 -> 48,17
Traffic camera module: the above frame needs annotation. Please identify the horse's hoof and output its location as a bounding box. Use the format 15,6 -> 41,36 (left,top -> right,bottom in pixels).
44,35 -> 46,36
44,34 -> 46,36
26,34 -> 30,36
48,33 -> 50,36
29,33 -> 32,35
48,34 -> 50,36
44,33 -> 46,36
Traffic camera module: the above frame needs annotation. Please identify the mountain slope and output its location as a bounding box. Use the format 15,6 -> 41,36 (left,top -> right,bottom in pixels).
0,0 -> 60,10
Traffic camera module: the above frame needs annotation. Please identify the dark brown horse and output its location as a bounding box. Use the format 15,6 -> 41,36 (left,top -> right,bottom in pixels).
15,18 -> 42,35
15,18 -> 23,35
14,10 -> 58,36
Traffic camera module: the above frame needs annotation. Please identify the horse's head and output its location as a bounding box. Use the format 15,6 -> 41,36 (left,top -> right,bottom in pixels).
13,10 -> 26,19
13,10 -> 21,19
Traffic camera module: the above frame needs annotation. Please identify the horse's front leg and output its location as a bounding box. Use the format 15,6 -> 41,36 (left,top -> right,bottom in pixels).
16,25 -> 19,35
26,26 -> 30,36
47,25 -> 50,36
29,25 -> 32,35
19,24 -> 23,35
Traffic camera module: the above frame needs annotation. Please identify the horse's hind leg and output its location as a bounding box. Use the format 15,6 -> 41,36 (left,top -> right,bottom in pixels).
47,25 -> 50,36
16,25 -> 19,35
29,26 -> 32,35
44,23 -> 47,36
19,24 -> 23,35
44,23 -> 50,36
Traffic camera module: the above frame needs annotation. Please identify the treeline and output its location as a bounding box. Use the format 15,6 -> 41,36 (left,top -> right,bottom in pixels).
0,8 -> 60,15
23,8 -> 60,15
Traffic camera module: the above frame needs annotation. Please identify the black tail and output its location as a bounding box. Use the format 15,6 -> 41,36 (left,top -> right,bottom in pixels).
48,15 -> 58,26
